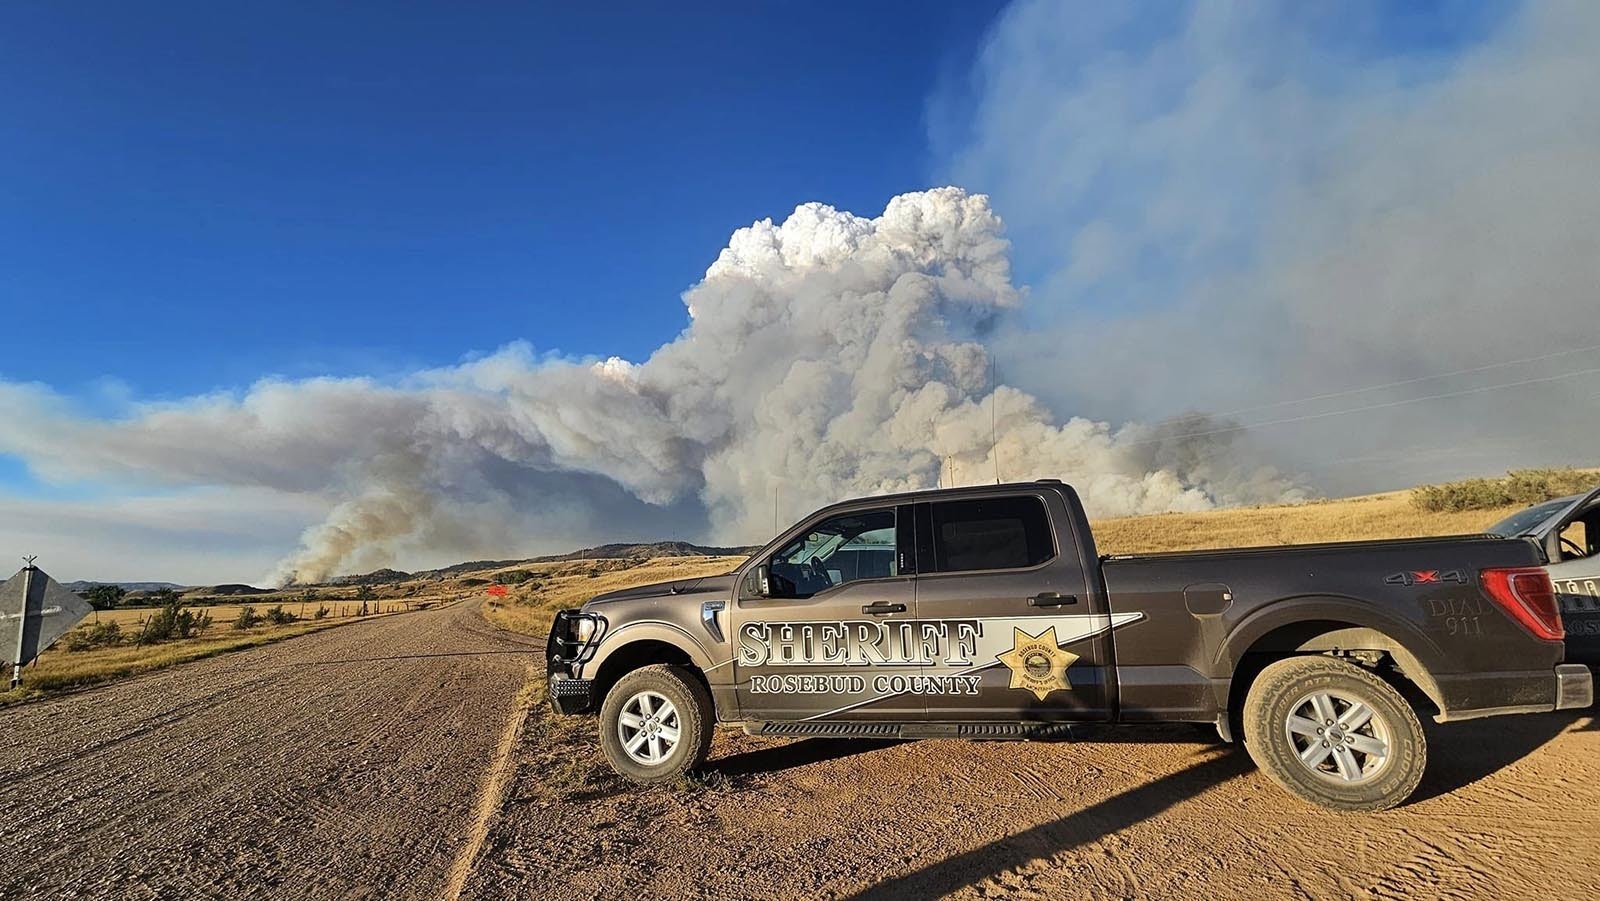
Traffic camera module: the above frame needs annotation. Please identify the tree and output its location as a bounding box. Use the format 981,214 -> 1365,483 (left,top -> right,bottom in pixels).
84,584 -> 127,610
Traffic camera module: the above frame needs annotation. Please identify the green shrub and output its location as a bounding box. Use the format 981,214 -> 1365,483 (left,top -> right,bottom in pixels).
313,605 -> 331,620
263,604 -> 297,625
64,621 -> 124,652
233,606 -> 263,630
136,598 -> 213,644
495,569 -> 535,585
1412,468 -> 1597,513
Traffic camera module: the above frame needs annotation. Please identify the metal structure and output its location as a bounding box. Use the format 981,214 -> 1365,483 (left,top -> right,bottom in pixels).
0,559 -> 93,689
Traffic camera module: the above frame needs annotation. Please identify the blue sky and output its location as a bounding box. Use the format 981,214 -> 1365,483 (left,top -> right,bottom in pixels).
0,1 -> 1003,397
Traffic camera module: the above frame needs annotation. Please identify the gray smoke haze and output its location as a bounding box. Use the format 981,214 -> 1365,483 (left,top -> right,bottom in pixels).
0,189 -> 1300,583
937,1 -> 1600,496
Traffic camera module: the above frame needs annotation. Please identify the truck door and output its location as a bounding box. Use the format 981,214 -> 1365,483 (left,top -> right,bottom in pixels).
911,489 -> 1121,721
732,503 -> 924,722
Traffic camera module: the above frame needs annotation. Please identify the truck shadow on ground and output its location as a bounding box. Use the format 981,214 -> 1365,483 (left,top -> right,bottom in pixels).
710,737 -> 901,778
847,746 -> 1254,901
1410,710 -> 1587,802
836,712 -> 1591,900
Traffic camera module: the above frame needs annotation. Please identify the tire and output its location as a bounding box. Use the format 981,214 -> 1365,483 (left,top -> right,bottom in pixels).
1242,656 -> 1426,812
598,664 -> 715,783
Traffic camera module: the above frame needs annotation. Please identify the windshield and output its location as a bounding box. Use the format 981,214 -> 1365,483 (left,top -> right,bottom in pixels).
1487,498 -> 1573,537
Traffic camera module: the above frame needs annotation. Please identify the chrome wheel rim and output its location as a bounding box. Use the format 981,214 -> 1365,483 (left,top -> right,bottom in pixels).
617,690 -> 681,766
1284,690 -> 1391,784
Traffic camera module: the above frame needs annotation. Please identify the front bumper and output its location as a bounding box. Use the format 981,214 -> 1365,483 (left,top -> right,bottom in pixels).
546,608 -> 607,715
1555,663 -> 1593,710
548,676 -> 596,715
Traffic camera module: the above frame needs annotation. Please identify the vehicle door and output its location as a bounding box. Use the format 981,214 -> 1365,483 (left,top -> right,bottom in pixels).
1539,487 -> 1600,663
911,489 -> 1123,721
732,502 -> 924,721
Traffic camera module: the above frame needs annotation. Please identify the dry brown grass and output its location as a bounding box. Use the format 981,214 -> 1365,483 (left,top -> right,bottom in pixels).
0,619 -> 341,705
482,555 -> 746,637
1091,490 -> 1524,556
86,599 -> 425,629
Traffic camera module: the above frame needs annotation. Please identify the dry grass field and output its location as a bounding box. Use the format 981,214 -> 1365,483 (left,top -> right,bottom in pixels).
1090,489 -> 1528,555
480,555 -> 747,636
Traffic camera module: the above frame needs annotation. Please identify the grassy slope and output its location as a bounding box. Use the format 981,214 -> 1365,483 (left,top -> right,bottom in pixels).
1091,490 -> 1522,555
481,556 -> 748,636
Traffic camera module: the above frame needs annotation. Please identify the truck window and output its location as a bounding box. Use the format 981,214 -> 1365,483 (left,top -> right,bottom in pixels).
929,496 -> 1054,573
767,508 -> 897,598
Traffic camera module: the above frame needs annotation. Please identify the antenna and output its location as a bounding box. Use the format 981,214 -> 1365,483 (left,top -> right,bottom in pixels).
990,355 -> 1000,484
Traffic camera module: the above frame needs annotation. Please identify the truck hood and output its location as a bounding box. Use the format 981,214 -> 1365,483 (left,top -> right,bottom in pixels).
583,571 -> 738,607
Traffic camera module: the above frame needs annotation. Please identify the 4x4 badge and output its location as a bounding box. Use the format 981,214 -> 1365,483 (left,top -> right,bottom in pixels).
998,626 -> 1079,700
1384,569 -> 1469,586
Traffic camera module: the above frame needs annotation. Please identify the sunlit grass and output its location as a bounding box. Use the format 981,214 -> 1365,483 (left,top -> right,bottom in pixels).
481,556 -> 746,637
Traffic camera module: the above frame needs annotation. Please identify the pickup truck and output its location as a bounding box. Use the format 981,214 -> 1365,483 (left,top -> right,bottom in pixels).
547,481 -> 1591,811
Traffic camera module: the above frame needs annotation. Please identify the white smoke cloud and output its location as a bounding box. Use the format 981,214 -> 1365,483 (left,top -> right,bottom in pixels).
935,0 -> 1600,496
0,187 -> 1299,583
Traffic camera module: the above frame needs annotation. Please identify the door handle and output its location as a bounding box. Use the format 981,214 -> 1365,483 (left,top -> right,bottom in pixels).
1028,593 -> 1077,608
862,602 -> 906,615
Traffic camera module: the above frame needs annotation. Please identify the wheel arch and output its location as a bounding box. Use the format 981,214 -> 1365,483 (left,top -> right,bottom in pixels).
588,625 -> 717,715
1219,597 -> 1447,723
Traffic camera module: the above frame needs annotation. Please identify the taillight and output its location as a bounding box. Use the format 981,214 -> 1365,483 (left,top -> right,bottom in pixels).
1480,567 -> 1564,641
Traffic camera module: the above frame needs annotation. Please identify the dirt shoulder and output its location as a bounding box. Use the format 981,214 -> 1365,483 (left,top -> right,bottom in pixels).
464,705 -> 1600,899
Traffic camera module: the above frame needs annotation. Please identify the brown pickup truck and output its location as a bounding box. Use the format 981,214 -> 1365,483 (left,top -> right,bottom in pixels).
548,481 -> 1591,811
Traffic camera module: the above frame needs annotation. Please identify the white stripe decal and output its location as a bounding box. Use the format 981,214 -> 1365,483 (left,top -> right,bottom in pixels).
795,611 -> 1145,721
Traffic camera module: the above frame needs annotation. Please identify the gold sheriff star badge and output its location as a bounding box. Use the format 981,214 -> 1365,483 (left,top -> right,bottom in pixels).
997,626 -> 1079,700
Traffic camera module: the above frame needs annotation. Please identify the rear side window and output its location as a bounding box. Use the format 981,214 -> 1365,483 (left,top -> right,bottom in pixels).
929,496 -> 1055,573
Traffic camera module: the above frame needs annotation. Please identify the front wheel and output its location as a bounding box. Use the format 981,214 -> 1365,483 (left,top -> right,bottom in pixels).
598,664 -> 714,783
1242,656 -> 1427,812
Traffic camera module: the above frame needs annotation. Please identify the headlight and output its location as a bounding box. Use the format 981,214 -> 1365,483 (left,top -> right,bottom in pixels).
575,617 -> 596,642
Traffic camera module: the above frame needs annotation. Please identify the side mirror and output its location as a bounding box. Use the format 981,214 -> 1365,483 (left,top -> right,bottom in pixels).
756,564 -> 771,598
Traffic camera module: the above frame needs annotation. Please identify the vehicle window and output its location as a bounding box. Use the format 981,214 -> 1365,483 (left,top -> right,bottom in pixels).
766,508 -> 896,598
1559,515 -> 1598,561
1487,498 -> 1573,537
929,496 -> 1054,573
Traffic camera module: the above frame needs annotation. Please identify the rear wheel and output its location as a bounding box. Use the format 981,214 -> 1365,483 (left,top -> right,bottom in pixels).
598,664 -> 714,783
1243,656 -> 1426,812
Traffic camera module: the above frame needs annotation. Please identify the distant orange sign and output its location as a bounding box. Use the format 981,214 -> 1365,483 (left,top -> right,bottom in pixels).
485,584 -> 509,598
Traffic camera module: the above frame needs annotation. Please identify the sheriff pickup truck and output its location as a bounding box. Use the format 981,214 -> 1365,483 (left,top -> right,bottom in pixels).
547,481 -> 1591,811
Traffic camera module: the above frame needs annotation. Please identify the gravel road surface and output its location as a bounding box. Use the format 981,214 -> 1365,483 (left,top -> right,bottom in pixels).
0,601 -> 539,900
466,702 -> 1600,899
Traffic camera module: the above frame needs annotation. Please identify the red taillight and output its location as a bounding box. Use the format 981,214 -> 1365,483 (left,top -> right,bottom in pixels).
1480,567 -> 1564,641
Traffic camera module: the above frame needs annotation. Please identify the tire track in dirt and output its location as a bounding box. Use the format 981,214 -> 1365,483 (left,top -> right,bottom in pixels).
0,600 -> 539,900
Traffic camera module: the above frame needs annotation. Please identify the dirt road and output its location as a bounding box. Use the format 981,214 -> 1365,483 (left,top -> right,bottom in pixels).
0,600 -> 540,900
5,602 -> 1596,900
466,703 -> 1600,899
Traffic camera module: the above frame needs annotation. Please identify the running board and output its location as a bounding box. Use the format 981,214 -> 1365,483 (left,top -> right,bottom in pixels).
743,721 -> 1077,740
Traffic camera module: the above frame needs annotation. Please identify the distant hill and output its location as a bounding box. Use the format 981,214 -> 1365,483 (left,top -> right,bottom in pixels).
532,541 -> 755,563
198,584 -> 274,596
63,581 -> 188,593
328,568 -> 412,586
412,542 -> 756,581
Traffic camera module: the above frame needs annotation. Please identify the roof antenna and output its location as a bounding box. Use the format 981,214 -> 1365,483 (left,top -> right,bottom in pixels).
990,354 -> 1001,484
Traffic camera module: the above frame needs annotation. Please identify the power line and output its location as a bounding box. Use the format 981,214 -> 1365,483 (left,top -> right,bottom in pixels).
1214,339 -> 1600,420
1121,364 -> 1600,450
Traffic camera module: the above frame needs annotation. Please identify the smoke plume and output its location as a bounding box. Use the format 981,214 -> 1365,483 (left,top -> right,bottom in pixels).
0,188 -> 1300,583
